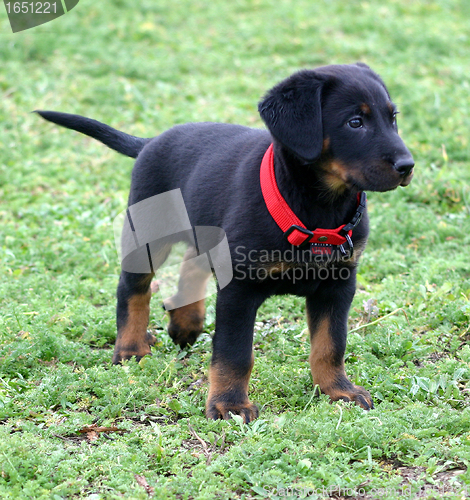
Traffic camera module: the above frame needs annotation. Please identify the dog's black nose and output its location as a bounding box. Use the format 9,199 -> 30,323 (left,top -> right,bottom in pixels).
394,157 -> 414,177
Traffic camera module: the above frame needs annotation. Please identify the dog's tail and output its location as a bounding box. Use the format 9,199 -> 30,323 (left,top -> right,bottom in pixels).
34,110 -> 151,158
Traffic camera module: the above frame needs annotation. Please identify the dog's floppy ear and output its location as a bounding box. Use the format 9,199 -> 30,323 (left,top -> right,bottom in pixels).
258,70 -> 325,162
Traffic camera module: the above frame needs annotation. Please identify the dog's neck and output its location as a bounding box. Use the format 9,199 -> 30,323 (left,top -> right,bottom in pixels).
272,143 -> 360,229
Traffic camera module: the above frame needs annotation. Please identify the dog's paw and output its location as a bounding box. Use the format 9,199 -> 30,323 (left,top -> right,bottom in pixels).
206,399 -> 259,423
168,322 -> 202,349
167,304 -> 204,348
318,382 -> 374,410
112,331 -> 156,364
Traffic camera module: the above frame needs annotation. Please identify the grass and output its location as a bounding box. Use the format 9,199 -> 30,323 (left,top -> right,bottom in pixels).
1,0 -> 470,498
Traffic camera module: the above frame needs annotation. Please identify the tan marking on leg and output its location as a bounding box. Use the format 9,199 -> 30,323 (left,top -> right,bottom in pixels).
167,299 -> 206,347
164,246 -> 212,347
206,353 -> 258,422
113,291 -> 154,363
308,317 -> 346,391
169,300 -> 205,332
208,354 -> 254,399
163,246 -> 212,309
308,316 -> 373,409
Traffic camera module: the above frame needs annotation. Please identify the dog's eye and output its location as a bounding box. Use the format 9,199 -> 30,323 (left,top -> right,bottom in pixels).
348,118 -> 363,129
392,112 -> 399,124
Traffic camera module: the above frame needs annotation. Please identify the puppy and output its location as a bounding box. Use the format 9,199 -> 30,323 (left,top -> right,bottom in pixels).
37,63 -> 414,422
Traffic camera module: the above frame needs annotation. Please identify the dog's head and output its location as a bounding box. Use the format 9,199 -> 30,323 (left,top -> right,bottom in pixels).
258,63 -> 414,193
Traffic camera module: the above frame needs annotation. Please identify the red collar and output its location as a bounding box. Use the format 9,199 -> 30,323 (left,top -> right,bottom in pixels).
260,143 -> 366,254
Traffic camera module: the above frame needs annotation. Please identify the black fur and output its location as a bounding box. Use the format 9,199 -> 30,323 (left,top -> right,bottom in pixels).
34,110 -> 150,158
37,63 -> 414,420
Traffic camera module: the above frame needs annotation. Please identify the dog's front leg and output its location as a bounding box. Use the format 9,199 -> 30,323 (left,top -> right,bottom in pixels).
306,271 -> 374,410
206,283 -> 266,423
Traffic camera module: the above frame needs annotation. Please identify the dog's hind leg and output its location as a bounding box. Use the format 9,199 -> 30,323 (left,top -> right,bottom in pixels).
112,243 -> 172,364
164,246 -> 212,348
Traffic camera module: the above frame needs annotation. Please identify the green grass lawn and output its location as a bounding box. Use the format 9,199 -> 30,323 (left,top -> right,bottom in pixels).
1,0 -> 470,498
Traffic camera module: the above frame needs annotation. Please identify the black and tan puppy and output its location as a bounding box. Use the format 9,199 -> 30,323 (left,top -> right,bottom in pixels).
37,63 -> 414,422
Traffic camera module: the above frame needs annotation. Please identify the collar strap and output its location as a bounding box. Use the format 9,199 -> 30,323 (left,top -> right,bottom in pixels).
260,143 -> 367,248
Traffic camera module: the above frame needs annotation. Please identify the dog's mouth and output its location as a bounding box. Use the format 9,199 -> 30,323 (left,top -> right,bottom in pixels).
399,169 -> 414,187
353,166 -> 414,192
